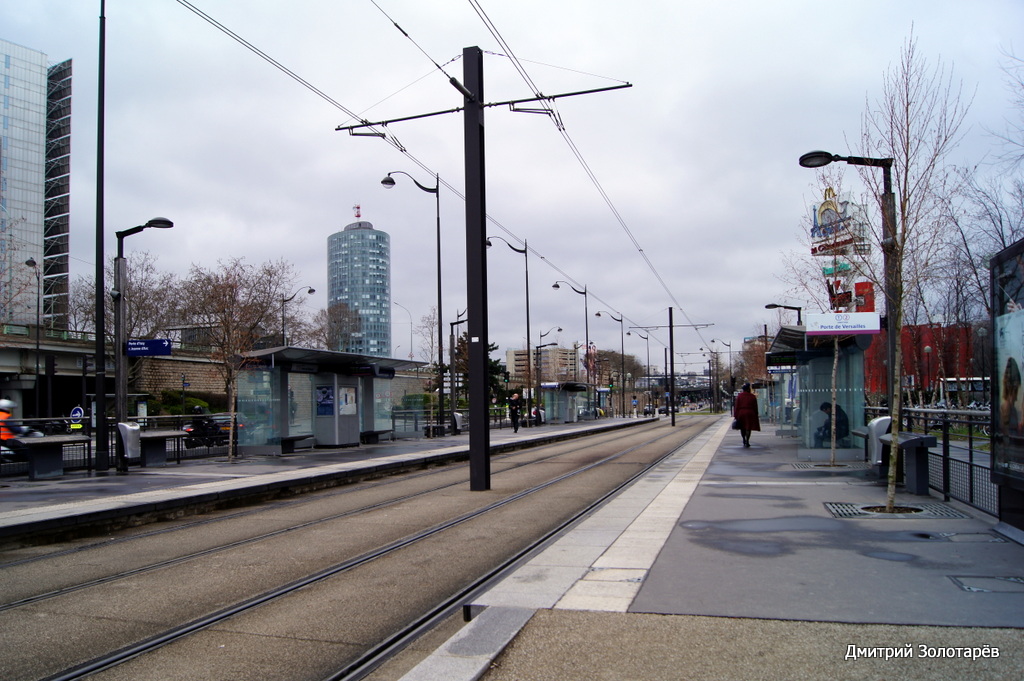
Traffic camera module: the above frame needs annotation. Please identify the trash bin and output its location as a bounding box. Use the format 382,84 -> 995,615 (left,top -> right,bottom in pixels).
866,416 -> 891,467
117,421 -> 141,466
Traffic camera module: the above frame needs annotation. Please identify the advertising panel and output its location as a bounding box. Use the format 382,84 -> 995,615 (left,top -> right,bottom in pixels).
991,239 -> 1024,489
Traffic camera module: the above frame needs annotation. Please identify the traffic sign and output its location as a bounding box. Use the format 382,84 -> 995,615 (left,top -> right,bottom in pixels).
126,339 -> 172,356
69,406 -> 84,423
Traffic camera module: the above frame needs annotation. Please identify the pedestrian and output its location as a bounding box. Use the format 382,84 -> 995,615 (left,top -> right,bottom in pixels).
0,398 -> 28,462
508,393 -> 522,433
732,383 -> 760,447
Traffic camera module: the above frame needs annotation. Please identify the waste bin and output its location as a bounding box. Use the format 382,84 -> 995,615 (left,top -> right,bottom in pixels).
866,416 -> 891,467
117,421 -> 141,467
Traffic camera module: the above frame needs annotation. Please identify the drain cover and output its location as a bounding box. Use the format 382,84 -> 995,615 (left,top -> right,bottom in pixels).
793,462 -> 870,470
949,576 -> 1024,593
824,502 -> 970,519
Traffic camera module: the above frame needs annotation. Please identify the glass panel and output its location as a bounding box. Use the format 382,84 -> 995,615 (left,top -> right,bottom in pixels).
236,367 -> 277,446
286,373 -> 314,437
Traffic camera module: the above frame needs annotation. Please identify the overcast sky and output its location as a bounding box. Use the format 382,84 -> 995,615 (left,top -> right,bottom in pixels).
5,0 -> 1023,372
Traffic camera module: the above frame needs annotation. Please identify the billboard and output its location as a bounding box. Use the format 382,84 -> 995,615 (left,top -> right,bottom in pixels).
991,239 -> 1024,490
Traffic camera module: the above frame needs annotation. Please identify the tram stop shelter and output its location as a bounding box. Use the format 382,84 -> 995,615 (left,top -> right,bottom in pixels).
237,347 -> 423,455
765,325 -> 869,460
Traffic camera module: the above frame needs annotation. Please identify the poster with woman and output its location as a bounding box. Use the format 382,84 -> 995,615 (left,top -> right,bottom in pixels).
991,243 -> 1024,488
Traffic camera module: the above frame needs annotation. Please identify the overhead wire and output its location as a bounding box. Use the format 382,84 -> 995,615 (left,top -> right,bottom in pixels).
173,0 -> 688,352
464,0 -> 709,347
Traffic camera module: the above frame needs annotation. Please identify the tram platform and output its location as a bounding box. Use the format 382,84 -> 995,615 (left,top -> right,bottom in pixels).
403,419 -> 1024,681
0,417 -> 648,542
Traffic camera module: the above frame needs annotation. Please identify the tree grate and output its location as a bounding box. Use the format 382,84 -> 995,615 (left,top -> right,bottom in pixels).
824,502 -> 970,519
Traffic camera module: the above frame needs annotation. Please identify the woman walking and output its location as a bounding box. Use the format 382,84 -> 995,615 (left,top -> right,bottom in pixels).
733,383 -> 761,447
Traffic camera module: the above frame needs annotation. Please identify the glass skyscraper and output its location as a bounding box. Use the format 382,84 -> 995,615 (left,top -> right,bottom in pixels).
327,220 -> 391,357
0,39 -> 71,327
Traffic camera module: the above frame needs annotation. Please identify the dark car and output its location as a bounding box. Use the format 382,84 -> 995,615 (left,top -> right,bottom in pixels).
182,413 -> 244,448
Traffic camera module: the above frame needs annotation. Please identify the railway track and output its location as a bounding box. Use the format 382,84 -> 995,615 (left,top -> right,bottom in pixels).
0,417 -> 715,681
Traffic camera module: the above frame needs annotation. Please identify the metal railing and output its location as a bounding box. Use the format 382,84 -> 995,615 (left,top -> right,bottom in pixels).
866,406 -> 997,516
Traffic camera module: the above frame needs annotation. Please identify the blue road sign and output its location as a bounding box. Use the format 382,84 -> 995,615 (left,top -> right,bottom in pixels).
69,406 -> 84,423
126,339 -> 172,356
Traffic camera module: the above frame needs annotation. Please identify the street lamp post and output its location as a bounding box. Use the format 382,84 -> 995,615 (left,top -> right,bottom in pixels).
393,301 -> 414,360
281,286 -> 315,346
923,345 -> 932,402
595,311 -> 625,417
627,330 -> 650,412
536,326 -> 561,425
382,171 -> 444,435
24,258 -> 41,418
114,217 -> 173,472
488,236 -> 531,424
553,281 -> 589,414
711,338 -> 733,394
764,303 -> 803,326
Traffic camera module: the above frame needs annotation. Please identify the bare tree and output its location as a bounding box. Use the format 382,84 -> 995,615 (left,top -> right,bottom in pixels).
308,301 -> 362,351
178,258 -> 298,457
858,35 -> 971,511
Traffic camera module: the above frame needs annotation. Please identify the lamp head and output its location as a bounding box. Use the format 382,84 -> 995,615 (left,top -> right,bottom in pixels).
381,174 -> 396,189
798,151 -> 836,168
145,217 -> 174,229
25,257 -> 37,268
306,287 -> 316,295
552,282 -> 560,290
765,303 -> 780,310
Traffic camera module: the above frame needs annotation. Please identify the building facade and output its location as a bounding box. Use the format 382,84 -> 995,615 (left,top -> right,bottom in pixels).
327,220 -> 391,357
505,345 -> 577,384
0,39 -> 71,328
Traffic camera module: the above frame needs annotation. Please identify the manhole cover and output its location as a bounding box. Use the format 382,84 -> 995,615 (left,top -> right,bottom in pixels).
793,462 -> 870,470
824,502 -> 970,519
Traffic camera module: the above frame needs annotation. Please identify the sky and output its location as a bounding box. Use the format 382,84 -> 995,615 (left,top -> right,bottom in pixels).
4,0 -> 1023,374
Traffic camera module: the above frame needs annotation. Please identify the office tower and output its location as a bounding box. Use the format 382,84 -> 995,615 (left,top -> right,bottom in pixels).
327,217 -> 391,357
0,39 -> 71,327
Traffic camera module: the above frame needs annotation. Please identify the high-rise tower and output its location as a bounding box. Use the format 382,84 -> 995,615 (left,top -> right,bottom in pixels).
327,213 -> 391,357
0,39 -> 71,327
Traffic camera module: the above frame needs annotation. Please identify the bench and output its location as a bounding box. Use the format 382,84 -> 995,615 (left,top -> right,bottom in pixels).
360,430 -> 393,445
17,434 -> 92,480
280,434 -> 313,454
423,425 -> 446,438
138,430 -> 186,467
878,432 -> 937,495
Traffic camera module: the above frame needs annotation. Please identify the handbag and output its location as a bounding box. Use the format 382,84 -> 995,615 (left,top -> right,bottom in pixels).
732,418 -> 741,430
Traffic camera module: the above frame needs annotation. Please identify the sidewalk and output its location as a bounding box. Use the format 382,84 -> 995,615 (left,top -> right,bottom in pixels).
401,419 -> 1024,681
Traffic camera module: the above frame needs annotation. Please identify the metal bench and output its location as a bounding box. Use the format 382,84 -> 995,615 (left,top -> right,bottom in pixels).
18,434 -> 92,480
138,430 -> 186,466
878,432 -> 937,495
280,434 -> 313,454
360,430 -> 393,445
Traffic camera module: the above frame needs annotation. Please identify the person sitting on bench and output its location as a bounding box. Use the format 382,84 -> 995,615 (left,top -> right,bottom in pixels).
814,401 -> 849,448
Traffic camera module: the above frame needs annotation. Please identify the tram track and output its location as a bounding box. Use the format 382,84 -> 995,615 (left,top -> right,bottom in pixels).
0,418 -> 715,681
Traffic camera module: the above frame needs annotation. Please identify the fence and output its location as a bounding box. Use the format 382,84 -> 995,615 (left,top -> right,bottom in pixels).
866,406 -> 998,516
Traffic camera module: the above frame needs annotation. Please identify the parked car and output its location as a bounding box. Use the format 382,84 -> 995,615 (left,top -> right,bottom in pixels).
182,413 -> 244,448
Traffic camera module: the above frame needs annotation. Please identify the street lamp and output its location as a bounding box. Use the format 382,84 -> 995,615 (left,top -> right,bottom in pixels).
281,286 -> 315,346
764,303 -> 803,326
595,310 -> 625,417
393,301 -> 414,360
382,170 -> 444,435
799,150 -> 898,413
553,281 -> 589,414
711,338 -> 733,398
923,345 -> 932,401
628,330 -> 650,412
535,326 -> 561,425
489,235 -> 532,423
114,217 -> 173,472
24,258 -> 41,418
